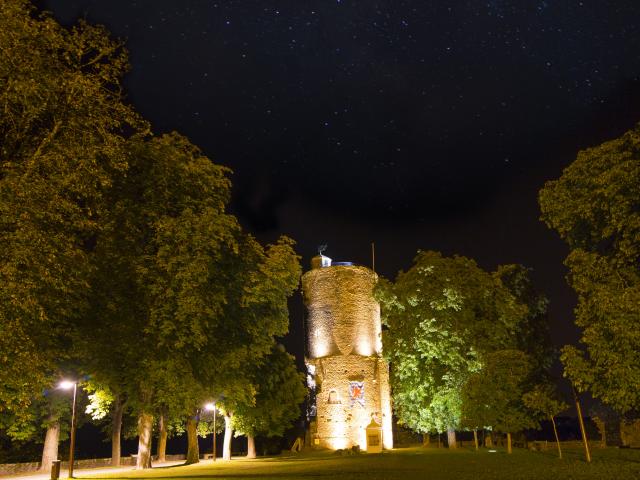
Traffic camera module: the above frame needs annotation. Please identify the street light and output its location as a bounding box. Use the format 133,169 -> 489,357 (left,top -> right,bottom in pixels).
204,402 -> 217,462
58,380 -> 78,478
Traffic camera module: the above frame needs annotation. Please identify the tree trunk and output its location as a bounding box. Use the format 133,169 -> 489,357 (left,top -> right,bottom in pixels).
422,434 -> 430,447
507,433 -> 512,454
157,411 -> 167,463
111,399 -> 124,467
247,435 -> 256,458
136,412 -> 153,469
185,415 -> 200,464
40,421 -> 60,473
447,429 -> 457,449
223,414 -> 233,460
592,417 -> 606,448
551,416 -> 562,459
473,429 -> 479,450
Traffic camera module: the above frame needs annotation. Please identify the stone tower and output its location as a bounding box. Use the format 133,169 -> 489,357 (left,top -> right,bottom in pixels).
303,254 -> 393,451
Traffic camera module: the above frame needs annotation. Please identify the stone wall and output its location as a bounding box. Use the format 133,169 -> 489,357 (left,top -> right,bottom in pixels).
303,266 -> 382,358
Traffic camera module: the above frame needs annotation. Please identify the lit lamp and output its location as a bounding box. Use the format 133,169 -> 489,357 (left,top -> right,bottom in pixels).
58,380 -> 77,478
204,402 -> 217,462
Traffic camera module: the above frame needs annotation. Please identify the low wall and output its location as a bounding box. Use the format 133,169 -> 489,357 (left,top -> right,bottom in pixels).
418,439 -> 606,450
0,454 -> 186,476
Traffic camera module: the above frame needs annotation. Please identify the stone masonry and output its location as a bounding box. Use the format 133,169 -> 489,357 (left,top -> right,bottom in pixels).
303,258 -> 393,450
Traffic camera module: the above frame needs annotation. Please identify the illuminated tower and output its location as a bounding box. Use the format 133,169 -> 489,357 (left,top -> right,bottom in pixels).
304,253 -> 393,451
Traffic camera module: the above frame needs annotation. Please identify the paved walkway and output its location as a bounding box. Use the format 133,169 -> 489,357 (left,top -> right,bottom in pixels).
3,461 -> 185,479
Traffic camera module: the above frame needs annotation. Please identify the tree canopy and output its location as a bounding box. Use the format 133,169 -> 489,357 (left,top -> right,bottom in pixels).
375,251 -> 528,434
0,0 -> 303,467
231,345 -> 306,439
539,123 -> 640,413
494,264 -> 553,383
0,0 -> 147,427
461,350 -> 537,435
82,133 -> 301,467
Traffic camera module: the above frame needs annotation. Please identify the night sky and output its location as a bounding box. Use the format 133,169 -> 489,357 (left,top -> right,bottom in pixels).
41,1 -> 640,359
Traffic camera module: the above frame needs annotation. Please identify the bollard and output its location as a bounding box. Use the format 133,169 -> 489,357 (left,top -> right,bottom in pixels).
50,460 -> 61,480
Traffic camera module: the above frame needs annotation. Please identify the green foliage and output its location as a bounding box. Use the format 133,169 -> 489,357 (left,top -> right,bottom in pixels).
80,132 -> 301,437
0,0 -> 146,429
462,350 -> 537,433
231,345 -> 306,438
84,385 -> 115,421
376,251 -> 528,433
0,0 -> 303,452
0,390 -> 72,443
522,384 -> 568,421
494,264 -> 553,381
539,123 -> 640,413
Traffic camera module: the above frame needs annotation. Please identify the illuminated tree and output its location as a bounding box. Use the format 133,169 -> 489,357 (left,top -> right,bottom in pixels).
82,382 -> 127,466
82,133 -> 300,468
376,251 -> 527,444
0,391 -> 73,472
0,3 -> 148,471
231,345 -> 306,458
539,123 -> 640,413
1,3 -> 302,469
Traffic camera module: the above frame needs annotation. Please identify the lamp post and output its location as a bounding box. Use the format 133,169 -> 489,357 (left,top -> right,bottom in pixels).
204,403 -> 217,462
59,381 -> 78,478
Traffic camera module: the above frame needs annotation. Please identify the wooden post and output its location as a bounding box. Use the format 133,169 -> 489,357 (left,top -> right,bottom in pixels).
551,416 -> 562,459
371,242 -> 375,273
573,388 -> 591,463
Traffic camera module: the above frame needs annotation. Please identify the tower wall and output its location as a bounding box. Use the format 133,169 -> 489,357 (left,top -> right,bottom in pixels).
303,264 -> 393,450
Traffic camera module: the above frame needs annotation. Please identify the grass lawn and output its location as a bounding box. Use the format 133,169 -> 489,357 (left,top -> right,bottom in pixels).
86,446 -> 640,480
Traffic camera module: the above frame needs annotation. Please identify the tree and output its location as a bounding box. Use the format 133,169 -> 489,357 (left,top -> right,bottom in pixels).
231,345 -> 306,458
539,123 -> 640,413
83,383 -> 128,466
1,3 -> 303,469
523,384 -> 568,458
0,0 -> 145,436
376,251 -> 528,443
587,402 -> 620,448
0,4 -> 149,468
462,350 -> 537,454
86,133 -> 300,468
494,264 -> 553,382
